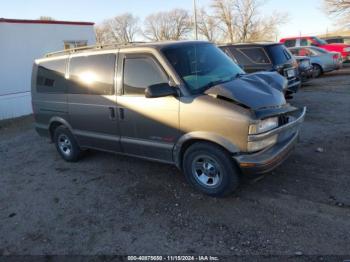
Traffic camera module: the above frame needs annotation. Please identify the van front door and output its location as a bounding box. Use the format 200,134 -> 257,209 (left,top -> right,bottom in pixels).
67,52 -> 121,152
117,53 -> 180,163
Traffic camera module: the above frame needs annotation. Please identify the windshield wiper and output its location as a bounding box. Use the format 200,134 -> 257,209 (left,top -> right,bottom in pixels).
202,74 -> 241,90
202,79 -> 227,90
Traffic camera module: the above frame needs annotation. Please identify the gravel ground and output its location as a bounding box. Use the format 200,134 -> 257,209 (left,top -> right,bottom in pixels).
0,66 -> 349,261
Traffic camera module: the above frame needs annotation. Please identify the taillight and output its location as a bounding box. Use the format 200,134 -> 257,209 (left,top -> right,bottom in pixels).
292,60 -> 298,68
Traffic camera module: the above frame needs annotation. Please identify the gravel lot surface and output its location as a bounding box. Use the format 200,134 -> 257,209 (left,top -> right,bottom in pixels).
0,66 -> 349,261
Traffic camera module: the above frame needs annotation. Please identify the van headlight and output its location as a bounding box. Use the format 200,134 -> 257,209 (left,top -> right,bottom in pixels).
344,47 -> 350,52
249,117 -> 279,135
247,135 -> 278,152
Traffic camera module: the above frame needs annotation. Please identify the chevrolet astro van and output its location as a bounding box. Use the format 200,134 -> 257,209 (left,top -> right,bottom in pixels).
32,41 -> 306,197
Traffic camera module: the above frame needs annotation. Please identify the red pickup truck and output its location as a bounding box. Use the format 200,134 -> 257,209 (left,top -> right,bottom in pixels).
280,36 -> 350,62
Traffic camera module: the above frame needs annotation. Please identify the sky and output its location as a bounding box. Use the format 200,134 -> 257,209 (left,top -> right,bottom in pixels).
1,0 -> 337,39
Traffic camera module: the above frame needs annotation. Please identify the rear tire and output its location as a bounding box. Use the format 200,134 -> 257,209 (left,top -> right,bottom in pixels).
182,142 -> 240,197
53,126 -> 82,162
312,64 -> 322,78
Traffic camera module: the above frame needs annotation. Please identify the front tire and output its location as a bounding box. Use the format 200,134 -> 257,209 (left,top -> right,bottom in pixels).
53,126 -> 82,162
183,142 -> 240,197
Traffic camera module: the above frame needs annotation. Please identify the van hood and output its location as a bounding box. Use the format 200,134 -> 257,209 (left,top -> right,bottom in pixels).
205,71 -> 287,110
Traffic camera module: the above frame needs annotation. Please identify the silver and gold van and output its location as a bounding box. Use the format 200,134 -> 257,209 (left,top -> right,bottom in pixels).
32,41 -> 306,196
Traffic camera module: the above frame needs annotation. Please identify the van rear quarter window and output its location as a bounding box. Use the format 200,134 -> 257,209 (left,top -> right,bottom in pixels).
284,39 -> 296,48
300,38 -> 315,46
36,59 -> 67,93
68,54 -> 116,95
238,48 -> 271,64
227,47 -> 251,66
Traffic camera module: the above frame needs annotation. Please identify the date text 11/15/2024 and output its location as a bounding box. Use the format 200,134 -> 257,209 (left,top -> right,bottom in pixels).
127,255 -> 220,261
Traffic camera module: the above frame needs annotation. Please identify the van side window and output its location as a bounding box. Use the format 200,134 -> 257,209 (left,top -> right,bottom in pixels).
238,48 -> 271,64
123,56 -> 168,96
300,38 -> 309,46
36,59 -> 66,93
284,40 -> 296,48
222,48 -> 238,64
298,48 -> 312,56
69,54 -> 116,95
228,48 -> 250,66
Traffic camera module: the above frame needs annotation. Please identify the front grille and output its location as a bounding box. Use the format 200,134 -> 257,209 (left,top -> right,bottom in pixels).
279,114 -> 289,126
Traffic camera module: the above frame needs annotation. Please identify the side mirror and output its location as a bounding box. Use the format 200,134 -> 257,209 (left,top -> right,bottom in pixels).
145,83 -> 177,98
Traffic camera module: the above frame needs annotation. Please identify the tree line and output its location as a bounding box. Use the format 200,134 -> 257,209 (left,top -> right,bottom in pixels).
95,0 -> 288,44
324,0 -> 350,27
38,0 -> 349,43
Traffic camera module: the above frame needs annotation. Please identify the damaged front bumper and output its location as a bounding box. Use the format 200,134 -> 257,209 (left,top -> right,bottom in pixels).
234,107 -> 306,176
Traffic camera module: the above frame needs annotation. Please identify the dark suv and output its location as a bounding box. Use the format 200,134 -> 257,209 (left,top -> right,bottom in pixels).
219,43 -> 301,94
32,41 -> 305,197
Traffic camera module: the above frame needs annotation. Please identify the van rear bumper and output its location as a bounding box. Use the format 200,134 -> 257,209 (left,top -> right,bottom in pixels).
234,131 -> 299,176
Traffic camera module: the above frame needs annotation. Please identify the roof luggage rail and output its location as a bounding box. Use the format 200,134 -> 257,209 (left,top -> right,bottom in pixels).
45,44 -> 101,57
45,42 -> 147,58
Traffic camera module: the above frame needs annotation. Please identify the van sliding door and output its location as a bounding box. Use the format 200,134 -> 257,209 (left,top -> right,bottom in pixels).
67,52 -> 121,152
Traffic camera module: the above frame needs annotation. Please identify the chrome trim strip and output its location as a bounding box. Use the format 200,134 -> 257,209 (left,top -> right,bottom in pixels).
248,107 -> 306,142
81,145 -> 174,165
73,129 -> 120,142
121,137 -> 174,150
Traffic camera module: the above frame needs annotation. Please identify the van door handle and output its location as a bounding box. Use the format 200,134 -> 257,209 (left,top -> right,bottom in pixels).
119,108 -> 125,120
109,107 -> 116,119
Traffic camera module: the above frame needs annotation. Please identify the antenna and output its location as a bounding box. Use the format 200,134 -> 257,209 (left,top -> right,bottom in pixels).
193,0 -> 198,40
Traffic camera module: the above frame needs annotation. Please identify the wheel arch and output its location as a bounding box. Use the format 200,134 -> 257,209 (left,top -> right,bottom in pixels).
312,62 -> 324,71
173,132 -> 240,169
48,117 -> 73,141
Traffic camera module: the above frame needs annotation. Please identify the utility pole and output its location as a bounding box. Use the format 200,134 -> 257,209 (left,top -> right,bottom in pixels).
193,0 -> 198,40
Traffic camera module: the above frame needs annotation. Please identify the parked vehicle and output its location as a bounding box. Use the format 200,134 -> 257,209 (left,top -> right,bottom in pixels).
288,46 -> 342,77
219,43 -> 301,94
280,36 -> 350,62
322,36 -> 350,45
294,56 -> 314,82
32,41 -> 306,197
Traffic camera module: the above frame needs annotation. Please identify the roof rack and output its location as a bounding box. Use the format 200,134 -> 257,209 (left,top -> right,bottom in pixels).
45,42 -> 147,58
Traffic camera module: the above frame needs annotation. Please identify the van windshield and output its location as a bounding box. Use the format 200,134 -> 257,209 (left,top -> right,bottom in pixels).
312,37 -> 327,45
162,43 -> 244,94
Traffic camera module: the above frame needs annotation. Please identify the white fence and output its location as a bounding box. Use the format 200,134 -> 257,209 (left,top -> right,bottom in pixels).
0,19 -> 95,120
0,92 -> 32,120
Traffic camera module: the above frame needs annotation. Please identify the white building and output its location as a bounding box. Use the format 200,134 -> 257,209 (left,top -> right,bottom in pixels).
0,18 -> 96,120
